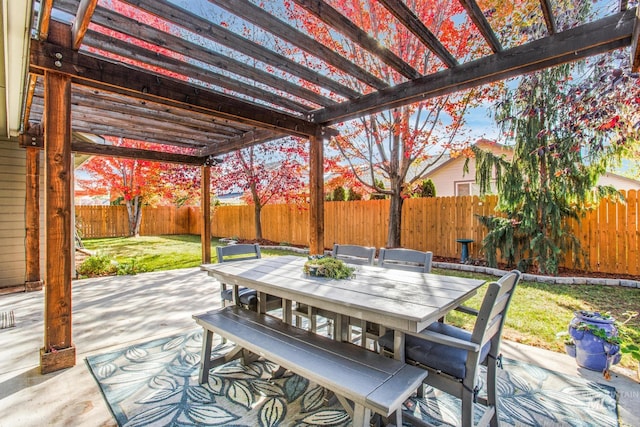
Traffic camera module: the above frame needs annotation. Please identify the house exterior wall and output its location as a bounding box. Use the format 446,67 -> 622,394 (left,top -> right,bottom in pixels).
0,141 -> 44,290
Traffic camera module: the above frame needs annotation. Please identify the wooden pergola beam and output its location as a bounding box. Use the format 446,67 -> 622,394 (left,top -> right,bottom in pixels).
21,135 -> 208,165
314,9 -> 637,125
308,131 -> 324,255
209,0 -> 389,90
37,0 -> 54,40
632,6 -> 640,72
458,0 -> 502,53
378,0 -> 458,68
540,0 -> 557,35
29,40 -> 323,138
71,0 -> 97,49
41,69 -> 76,374
291,0 -> 421,79
118,0 -> 356,101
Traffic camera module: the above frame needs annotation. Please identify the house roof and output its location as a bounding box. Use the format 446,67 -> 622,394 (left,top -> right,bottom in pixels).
2,1 -> 637,164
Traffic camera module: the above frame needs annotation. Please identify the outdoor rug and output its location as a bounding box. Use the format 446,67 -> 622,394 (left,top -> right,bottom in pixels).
86,329 -> 618,427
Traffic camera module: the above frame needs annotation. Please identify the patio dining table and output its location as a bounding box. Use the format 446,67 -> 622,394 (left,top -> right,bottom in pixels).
201,255 -> 485,361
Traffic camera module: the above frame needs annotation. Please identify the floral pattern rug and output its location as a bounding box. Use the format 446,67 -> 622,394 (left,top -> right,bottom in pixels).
86,329 -> 618,427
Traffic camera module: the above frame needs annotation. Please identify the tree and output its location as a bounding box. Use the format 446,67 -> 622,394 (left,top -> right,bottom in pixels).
472,63 -> 630,274
288,0 -> 497,247
214,138 -> 308,239
332,186 -> 346,202
77,137 -> 202,236
470,2 -> 639,275
415,179 -> 436,198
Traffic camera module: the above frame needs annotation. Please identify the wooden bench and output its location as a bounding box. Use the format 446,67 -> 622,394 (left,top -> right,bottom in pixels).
194,306 -> 427,427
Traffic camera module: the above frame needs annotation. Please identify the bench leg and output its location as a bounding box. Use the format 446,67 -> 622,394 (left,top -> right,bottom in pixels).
199,329 -> 214,384
352,404 -> 371,427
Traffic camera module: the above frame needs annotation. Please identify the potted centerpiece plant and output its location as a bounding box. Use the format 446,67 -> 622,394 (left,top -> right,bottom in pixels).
568,310 -> 621,372
303,256 -> 355,279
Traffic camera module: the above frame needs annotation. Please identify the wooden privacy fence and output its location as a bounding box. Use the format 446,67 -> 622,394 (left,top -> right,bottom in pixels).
75,190 -> 640,275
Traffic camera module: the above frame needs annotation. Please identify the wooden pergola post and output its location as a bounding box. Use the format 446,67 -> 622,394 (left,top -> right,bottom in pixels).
201,165 -> 211,263
25,147 -> 43,291
40,68 -> 75,373
309,131 -> 324,255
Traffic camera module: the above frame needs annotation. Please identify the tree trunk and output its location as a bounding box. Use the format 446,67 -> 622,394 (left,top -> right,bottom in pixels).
386,179 -> 404,248
254,203 -> 262,240
125,196 -> 143,237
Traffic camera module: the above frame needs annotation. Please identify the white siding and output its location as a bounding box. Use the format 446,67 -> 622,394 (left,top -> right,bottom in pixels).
0,141 -> 43,289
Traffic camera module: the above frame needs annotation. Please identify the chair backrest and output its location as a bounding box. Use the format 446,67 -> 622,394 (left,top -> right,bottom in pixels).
471,270 -> 521,349
332,244 -> 375,265
216,243 -> 261,263
377,248 -> 433,273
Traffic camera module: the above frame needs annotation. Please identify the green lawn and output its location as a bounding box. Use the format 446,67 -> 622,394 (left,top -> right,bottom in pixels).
80,235 -> 640,370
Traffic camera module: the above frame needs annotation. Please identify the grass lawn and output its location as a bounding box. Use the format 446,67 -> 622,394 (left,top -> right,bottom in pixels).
80,235 -> 640,370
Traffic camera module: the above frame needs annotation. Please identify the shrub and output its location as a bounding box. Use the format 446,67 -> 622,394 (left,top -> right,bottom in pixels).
77,254 -> 117,277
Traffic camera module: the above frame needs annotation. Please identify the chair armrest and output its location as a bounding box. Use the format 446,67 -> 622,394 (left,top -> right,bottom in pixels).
454,305 -> 479,316
408,329 -> 481,353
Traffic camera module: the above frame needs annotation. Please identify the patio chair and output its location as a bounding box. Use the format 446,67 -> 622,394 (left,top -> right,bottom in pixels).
216,244 -> 280,311
332,243 -> 376,265
377,247 -> 433,273
359,248 -> 434,349
378,270 -> 521,427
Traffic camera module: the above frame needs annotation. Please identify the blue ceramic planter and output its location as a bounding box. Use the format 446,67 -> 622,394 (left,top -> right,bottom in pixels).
569,311 -> 621,371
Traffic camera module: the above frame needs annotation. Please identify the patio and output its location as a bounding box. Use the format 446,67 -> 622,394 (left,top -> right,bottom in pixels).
0,267 -> 638,426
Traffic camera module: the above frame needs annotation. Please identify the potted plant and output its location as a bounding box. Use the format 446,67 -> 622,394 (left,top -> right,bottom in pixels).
303,256 -> 355,279
568,310 -> 621,372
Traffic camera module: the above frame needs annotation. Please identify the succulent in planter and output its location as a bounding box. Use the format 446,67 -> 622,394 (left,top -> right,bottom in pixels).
568,310 -> 621,373
303,256 -> 355,279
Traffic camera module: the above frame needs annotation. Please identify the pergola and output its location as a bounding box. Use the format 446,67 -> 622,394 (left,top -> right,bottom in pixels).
20,0 -> 639,373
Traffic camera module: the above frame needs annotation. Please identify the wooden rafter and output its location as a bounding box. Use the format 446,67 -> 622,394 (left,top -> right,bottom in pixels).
313,9 -> 636,125
291,0 -> 421,79
378,0 -> 458,68
21,136 -> 208,165
632,6 -> 640,72
72,0 -> 97,49
120,0 -> 358,101
82,31 -> 318,114
458,0 -> 502,53
58,2 -> 339,110
199,130 -> 287,157
540,0 -> 557,35
37,0 -> 54,40
29,39 -> 323,137
209,0 -> 389,90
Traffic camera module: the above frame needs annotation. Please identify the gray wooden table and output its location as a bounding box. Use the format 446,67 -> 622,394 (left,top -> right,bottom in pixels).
201,255 -> 485,361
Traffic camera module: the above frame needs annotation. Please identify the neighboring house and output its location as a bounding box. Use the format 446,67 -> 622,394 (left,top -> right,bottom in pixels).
424,139 -> 640,196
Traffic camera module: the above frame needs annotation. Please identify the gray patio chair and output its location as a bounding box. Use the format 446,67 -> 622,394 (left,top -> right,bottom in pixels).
377,247 -> 433,273
360,248 -> 434,349
332,243 -> 376,265
216,244 -> 280,311
378,269 -> 521,427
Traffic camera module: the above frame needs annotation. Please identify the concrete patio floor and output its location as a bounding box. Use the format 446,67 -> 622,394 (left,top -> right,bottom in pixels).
0,268 -> 638,427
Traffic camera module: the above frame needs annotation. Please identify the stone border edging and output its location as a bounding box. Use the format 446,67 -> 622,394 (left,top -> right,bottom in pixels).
259,245 -> 640,288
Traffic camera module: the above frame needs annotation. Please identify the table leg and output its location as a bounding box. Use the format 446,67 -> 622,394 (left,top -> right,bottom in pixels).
393,330 -> 405,362
282,299 -> 292,324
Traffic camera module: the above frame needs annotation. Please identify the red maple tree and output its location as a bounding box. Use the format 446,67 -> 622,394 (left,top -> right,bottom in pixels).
77,137 -> 203,236
213,138 -> 309,239
287,0 -> 505,246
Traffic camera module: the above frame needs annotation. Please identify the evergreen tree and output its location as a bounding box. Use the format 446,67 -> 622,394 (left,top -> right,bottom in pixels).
418,179 -> 436,198
332,186 -> 346,202
473,65 -> 619,274
347,188 -> 362,201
